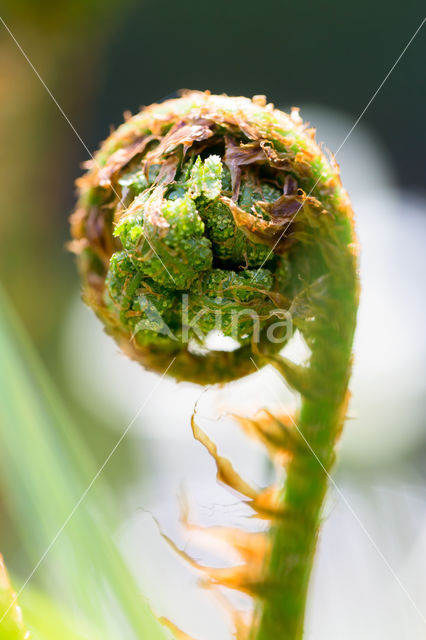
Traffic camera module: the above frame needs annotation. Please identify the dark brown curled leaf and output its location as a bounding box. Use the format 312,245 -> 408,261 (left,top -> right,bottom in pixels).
147,119 -> 214,162
222,196 -> 295,254
259,141 -> 292,170
224,137 -> 296,201
262,189 -> 324,216
142,119 -> 214,185
221,192 -> 323,254
98,135 -> 158,186
257,194 -> 304,220
224,138 -> 266,200
85,206 -> 117,263
236,117 -> 263,141
155,155 -> 180,185
283,174 -> 298,195
224,138 -> 265,166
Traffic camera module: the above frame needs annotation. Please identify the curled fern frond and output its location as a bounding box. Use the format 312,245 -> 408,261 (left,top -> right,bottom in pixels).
70,91 -> 359,639
70,91 -> 357,385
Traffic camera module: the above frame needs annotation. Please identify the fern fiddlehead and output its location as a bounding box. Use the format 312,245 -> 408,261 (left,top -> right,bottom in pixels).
70,91 -> 359,639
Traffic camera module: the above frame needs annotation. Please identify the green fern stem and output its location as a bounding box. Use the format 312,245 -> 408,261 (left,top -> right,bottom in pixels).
256,369 -> 356,638
255,206 -> 358,638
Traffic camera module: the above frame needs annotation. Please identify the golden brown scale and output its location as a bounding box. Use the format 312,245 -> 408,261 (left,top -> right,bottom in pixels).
156,409 -> 297,639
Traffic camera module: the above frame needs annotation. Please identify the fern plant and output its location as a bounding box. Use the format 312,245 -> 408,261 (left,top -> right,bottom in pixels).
1,90 -> 358,640
69,90 -> 359,638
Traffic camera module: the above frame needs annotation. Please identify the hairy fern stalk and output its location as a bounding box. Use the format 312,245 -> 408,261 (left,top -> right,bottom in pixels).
70,91 -> 359,639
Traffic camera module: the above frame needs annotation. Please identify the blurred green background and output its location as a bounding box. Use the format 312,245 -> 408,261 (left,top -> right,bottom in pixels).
0,1 -> 425,638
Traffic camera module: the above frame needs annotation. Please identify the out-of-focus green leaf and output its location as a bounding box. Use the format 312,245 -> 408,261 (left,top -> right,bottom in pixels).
0,555 -> 29,640
1,555 -> 87,640
0,283 -> 168,640
21,583 -> 93,640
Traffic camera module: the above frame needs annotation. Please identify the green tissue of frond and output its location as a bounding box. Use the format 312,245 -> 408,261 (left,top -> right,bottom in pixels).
199,166 -> 279,268
187,155 -> 223,200
118,164 -> 160,196
114,192 -> 213,290
105,251 -> 180,346
105,155 -> 283,349
187,268 -> 275,343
